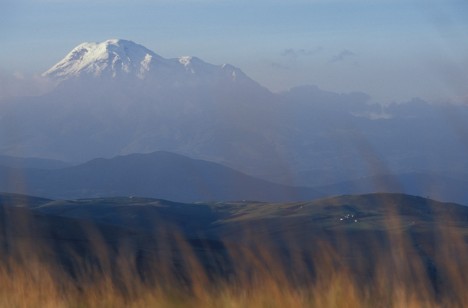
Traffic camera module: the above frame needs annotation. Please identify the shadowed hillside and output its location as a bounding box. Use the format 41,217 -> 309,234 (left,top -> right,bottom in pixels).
0,192 -> 467,306
0,151 -> 320,202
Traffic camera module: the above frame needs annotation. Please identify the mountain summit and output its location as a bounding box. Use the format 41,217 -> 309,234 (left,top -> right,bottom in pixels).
42,39 -> 254,87
42,39 -> 162,81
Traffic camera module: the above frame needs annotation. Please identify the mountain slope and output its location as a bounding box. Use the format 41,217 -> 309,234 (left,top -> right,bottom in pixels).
42,39 -> 258,89
0,151 -> 320,202
43,39 -> 162,81
2,39 -> 280,174
317,173 -> 468,205
0,155 -> 71,170
2,192 -> 468,302
1,39 -> 468,193
4,192 -> 467,246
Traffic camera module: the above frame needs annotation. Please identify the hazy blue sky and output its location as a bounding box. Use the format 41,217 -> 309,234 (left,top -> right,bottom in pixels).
1,0 -> 467,103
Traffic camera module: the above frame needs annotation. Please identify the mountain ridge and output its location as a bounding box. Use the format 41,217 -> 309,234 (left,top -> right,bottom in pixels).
0,151 -> 321,202
2,39 -> 468,194
42,39 -> 257,88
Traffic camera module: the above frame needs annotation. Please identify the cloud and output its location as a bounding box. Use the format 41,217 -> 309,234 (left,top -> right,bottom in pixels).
445,94 -> 468,105
281,47 -> 322,59
330,49 -> 356,63
0,71 -> 55,101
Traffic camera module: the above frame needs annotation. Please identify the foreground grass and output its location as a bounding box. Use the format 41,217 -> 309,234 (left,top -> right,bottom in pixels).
0,229 -> 467,308
0,262 -> 436,308
1,195 -> 468,307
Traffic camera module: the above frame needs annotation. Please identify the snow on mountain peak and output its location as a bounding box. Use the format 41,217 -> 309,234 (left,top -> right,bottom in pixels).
178,56 -> 193,66
42,39 -> 255,86
42,39 -> 162,81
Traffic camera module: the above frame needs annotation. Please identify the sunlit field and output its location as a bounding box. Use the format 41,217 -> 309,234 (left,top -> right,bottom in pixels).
0,194 -> 467,308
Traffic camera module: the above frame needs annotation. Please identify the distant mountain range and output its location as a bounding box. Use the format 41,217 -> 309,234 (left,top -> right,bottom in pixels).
0,151 -> 320,202
0,151 -> 467,204
43,39 -> 259,89
0,155 -> 71,170
318,172 -> 468,206
1,39 -> 467,191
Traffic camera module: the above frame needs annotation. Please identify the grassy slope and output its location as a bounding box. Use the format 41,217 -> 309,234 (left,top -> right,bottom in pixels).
0,192 -> 467,307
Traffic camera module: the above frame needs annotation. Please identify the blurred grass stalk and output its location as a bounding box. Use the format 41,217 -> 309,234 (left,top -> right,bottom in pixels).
0,203 -> 467,308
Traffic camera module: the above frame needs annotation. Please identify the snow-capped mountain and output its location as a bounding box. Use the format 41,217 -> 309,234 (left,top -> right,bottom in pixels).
43,39 -> 163,81
42,39 -> 254,87
5,38 -> 468,196
2,38 -> 277,173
